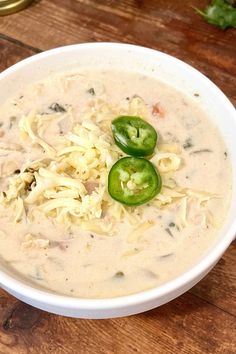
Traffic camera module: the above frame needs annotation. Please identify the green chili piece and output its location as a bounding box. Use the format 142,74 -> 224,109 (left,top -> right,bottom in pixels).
108,157 -> 162,206
111,116 -> 157,157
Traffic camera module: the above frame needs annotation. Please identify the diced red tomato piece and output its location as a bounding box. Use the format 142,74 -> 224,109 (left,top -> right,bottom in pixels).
152,103 -> 165,118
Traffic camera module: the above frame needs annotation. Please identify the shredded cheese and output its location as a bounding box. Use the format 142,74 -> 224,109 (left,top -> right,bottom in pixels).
19,111 -> 56,156
0,97 -> 216,235
128,220 -> 155,243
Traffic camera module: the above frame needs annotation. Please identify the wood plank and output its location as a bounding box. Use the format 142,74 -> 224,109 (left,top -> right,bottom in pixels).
0,0 -> 235,105
0,3 -> 236,352
0,30 -> 235,317
191,240 -> 236,317
0,37 -> 37,72
0,289 -> 235,354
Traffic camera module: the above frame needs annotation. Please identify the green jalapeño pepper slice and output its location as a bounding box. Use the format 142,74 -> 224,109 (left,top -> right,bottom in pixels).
111,116 -> 157,157
108,157 -> 162,206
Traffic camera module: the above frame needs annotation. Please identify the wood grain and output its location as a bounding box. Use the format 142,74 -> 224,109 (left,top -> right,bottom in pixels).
0,289 -> 235,354
0,37 -> 37,72
0,0 -> 236,105
191,241 -> 236,316
0,0 -> 236,353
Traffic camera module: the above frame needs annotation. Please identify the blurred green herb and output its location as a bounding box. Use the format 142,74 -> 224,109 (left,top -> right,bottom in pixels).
49,103 -> 66,113
196,0 -> 236,29
114,271 -> 124,278
87,88 -> 95,96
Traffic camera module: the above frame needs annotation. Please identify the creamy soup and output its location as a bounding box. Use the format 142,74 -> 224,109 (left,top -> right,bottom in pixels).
0,70 -> 231,298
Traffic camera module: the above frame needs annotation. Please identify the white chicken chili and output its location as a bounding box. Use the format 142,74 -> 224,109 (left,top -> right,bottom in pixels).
0,70 -> 231,298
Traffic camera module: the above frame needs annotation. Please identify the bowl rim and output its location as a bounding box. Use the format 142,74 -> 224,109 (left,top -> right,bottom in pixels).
0,42 -> 235,310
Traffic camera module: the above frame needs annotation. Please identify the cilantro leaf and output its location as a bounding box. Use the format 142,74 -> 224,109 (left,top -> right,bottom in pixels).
196,0 -> 236,29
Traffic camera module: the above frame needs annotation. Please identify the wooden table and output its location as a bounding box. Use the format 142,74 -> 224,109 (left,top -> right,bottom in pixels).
0,1 -> 236,353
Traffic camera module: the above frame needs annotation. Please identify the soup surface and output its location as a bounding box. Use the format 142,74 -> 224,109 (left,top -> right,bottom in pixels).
0,70 -> 231,298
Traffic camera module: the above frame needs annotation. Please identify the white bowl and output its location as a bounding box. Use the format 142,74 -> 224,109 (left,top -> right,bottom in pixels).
0,43 -> 235,319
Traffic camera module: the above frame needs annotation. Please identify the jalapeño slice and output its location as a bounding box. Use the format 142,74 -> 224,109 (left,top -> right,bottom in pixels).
108,157 -> 162,206
111,116 -> 157,157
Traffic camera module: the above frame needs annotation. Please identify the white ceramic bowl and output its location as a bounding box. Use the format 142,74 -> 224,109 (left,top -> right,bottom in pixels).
0,43 -> 235,319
